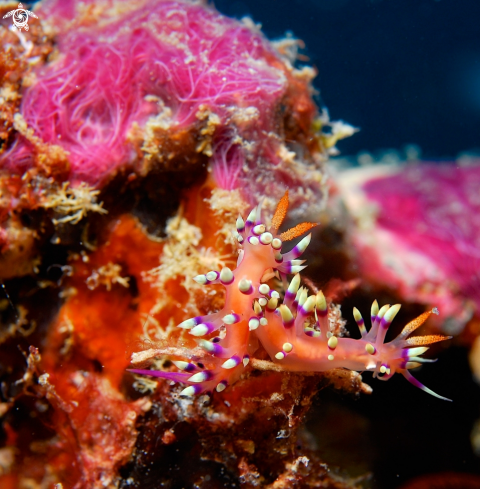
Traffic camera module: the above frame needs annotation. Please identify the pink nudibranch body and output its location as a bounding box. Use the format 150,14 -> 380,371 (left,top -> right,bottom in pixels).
130,192 -> 451,401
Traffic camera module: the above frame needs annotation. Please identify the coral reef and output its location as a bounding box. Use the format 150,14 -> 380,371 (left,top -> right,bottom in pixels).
0,0 -> 364,487
0,0 -> 470,487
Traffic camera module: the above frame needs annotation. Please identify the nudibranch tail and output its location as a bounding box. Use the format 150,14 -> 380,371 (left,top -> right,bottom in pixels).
357,302 -> 452,400
130,192 -> 452,401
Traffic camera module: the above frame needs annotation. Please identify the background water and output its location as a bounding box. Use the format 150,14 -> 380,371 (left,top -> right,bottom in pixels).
215,0 -> 480,160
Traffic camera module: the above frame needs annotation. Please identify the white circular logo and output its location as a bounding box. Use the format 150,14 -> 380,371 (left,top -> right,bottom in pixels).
3,3 -> 38,31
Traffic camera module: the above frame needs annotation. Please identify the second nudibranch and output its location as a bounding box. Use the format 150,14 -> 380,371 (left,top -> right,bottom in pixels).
130,192 -> 451,401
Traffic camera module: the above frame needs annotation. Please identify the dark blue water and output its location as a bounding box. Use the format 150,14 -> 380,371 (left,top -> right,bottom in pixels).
215,0 -> 480,160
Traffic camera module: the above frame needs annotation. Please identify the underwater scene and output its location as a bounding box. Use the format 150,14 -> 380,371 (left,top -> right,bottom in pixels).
1,0 -> 480,487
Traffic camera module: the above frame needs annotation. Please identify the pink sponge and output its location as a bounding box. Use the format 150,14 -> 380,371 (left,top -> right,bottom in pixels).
2,0 -> 287,185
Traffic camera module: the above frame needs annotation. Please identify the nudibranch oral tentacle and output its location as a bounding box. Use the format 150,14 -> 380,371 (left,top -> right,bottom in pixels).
129,191 -> 452,401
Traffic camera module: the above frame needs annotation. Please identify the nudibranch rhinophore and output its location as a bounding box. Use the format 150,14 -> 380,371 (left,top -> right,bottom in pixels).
129,192 -> 452,401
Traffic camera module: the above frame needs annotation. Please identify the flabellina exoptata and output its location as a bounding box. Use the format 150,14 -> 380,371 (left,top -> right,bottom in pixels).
129,191 -> 452,401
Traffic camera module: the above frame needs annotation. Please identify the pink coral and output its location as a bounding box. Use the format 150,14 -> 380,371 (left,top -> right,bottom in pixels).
1,0 -> 287,185
339,162 -> 480,331
211,131 -> 245,190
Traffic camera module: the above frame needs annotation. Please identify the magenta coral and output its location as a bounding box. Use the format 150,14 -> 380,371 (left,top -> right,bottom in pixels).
363,164 -> 480,310
211,131 -> 245,190
130,192 -> 452,400
340,162 -> 480,331
1,0 -> 287,185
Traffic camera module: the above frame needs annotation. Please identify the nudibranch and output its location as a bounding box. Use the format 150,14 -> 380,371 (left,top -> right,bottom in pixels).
130,192 -> 452,401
